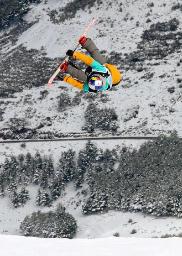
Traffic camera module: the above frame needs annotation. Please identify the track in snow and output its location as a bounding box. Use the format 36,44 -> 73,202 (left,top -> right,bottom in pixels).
0,136 -> 177,144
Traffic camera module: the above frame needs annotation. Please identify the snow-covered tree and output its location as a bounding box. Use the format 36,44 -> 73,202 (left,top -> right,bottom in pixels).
57,149 -> 76,183
36,189 -> 52,207
49,179 -> 63,201
33,152 -> 43,185
24,152 -> 34,184
83,103 -> 118,133
76,142 -> 98,186
20,205 -> 77,238
11,190 -> 20,208
10,187 -> 30,208
18,187 -> 30,205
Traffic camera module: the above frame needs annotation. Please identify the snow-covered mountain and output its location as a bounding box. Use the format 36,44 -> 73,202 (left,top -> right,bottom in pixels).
0,0 -> 182,244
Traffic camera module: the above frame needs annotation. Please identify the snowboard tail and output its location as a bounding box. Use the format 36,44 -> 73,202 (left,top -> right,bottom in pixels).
48,18 -> 96,87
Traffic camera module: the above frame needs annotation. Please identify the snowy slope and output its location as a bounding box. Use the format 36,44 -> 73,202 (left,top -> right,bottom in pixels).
2,172 -> 182,238
0,0 -> 182,137
1,139 -> 182,238
0,0 -> 182,241
0,235 -> 182,256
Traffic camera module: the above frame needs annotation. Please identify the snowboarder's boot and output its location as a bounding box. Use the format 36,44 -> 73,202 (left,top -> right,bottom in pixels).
80,37 -> 107,65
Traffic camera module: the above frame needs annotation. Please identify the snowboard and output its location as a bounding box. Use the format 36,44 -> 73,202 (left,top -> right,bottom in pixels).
48,18 -> 96,87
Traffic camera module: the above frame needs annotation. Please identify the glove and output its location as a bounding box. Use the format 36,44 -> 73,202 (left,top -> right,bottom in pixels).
57,73 -> 65,81
85,66 -> 92,75
79,36 -> 87,45
66,49 -> 74,57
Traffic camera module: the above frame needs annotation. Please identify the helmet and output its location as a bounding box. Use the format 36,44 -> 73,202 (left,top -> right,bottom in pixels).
88,76 -> 104,91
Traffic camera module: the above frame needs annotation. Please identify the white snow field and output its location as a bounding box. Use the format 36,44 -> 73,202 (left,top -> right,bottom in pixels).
3,139 -> 182,238
1,0 -> 182,136
0,235 -> 181,256
1,0 -> 182,252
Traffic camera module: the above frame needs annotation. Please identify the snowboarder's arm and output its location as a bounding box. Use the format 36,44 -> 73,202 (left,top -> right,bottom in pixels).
64,75 -> 83,90
105,63 -> 122,85
73,51 -> 94,66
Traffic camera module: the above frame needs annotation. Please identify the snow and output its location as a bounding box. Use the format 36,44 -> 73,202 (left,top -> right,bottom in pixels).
1,0 -> 182,247
0,135 -> 180,240
0,138 -> 145,164
18,0 -> 178,57
1,0 -> 182,137
0,186 -> 42,235
0,139 -> 146,237
0,235 -> 182,256
1,179 -> 182,239
62,184 -> 182,239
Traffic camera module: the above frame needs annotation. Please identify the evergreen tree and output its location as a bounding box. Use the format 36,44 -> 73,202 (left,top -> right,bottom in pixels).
83,103 -> 118,132
46,157 -> 55,179
33,152 -> 43,185
11,190 -> 20,208
19,187 -> 30,205
24,152 -> 34,183
20,206 -> 77,238
76,142 -> 98,186
40,191 -> 52,207
40,170 -> 49,189
0,183 -> 5,197
82,190 -> 108,214
10,187 -> 30,208
40,158 -> 49,189
6,156 -> 19,186
17,154 -> 26,184
2,158 -> 12,186
0,173 -> 5,196
57,150 -> 76,183
39,156 -> 55,189
49,179 -> 63,201
7,182 -> 17,193
102,149 -> 118,169
36,189 -> 41,206
36,189 -> 52,207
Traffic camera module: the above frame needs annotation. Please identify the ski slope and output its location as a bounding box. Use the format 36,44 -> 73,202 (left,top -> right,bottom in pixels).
0,235 -> 181,256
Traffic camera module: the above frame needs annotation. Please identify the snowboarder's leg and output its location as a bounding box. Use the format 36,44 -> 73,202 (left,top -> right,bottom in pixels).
57,62 -> 85,90
64,75 -> 84,90
82,38 -> 107,65
73,52 -> 94,66
67,63 -> 87,82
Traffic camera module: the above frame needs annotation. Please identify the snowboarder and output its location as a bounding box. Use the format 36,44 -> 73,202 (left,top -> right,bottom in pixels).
57,36 -> 122,93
